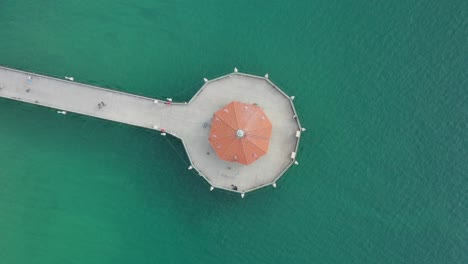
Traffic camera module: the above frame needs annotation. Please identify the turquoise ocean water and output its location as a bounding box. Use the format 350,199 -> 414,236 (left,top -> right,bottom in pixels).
0,0 -> 467,263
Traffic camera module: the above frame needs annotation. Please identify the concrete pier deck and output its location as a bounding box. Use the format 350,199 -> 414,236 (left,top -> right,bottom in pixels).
0,66 -> 302,195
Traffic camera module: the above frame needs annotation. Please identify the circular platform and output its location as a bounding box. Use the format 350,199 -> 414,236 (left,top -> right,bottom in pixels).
178,72 -> 302,194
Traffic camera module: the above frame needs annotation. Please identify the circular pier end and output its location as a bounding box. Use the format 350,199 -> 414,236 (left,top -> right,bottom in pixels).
179,73 -> 302,194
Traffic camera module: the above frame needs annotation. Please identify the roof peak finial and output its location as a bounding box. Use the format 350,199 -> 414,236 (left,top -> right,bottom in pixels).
236,129 -> 245,138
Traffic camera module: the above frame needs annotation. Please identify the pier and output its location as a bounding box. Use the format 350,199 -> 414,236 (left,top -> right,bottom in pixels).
0,66 -> 302,195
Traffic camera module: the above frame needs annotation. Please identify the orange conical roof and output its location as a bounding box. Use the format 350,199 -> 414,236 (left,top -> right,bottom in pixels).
208,101 -> 272,165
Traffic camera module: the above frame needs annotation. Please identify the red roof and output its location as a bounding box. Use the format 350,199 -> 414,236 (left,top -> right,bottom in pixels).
208,101 -> 272,165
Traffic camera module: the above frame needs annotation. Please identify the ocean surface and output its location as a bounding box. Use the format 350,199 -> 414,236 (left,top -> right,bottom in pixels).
0,0 -> 466,263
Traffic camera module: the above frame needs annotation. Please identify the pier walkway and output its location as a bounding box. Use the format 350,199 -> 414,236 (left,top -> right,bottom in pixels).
0,66 -> 302,195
